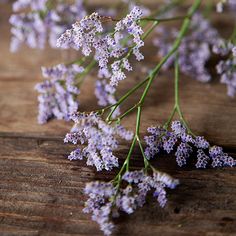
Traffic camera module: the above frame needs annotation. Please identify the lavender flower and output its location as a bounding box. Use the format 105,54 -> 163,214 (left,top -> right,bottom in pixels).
57,12 -> 104,53
56,6 -> 145,114
35,63 -> 84,124
196,149 -> 209,168
13,0 -> 47,12
232,47 -> 236,57
114,6 -> 144,61
10,0 -> 86,52
213,40 -> 236,97
64,112 -> 133,171
9,12 -> 47,52
84,170 -> 179,235
154,13 -> 220,83
210,146 -> 235,167
57,6 -> 144,85
144,126 -> 167,159
83,181 -> 115,235
145,120 -> 236,168
175,142 -> 192,167
57,6 -> 145,110
216,0 -> 236,12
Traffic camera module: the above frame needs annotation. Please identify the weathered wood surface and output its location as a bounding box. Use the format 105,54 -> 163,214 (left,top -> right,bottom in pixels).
0,2 -> 236,236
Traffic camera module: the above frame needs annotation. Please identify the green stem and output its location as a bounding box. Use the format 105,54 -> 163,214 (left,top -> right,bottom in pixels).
137,138 -> 149,170
141,15 -> 187,22
113,136 -> 136,183
109,102 -> 141,123
230,24 -> 236,42
135,106 -> 142,136
142,21 -> 160,40
164,106 -> 176,129
126,137 -> 136,171
76,60 -> 96,86
66,57 -> 87,66
174,55 -> 195,136
106,77 -> 149,121
136,106 -> 150,169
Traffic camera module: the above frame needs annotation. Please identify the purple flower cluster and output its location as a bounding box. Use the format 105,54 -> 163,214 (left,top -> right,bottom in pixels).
57,6 -> 144,69
10,0 -> 86,52
216,0 -> 236,12
57,6 -> 145,111
154,13 -> 219,83
213,40 -> 236,97
35,63 -> 84,124
84,170 -> 179,235
64,112 -> 133,171
145,120 -> 236,168
57,6 -> 144,70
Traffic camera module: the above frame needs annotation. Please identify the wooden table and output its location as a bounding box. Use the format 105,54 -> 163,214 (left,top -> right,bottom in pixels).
0,2 -> 236,236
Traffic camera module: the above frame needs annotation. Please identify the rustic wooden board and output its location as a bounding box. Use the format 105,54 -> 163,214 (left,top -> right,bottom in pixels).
0,2 -> 236,236
0,136 -> 235,236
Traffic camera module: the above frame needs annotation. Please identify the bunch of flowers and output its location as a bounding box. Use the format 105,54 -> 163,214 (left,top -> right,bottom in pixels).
84,170 -> 179,235
9,0 -> 86,52
64,112 -> 133,171
213,40 -> 236,97
7,0 -> 236,235
35,63 -> 85,123
145,120 -> 235,168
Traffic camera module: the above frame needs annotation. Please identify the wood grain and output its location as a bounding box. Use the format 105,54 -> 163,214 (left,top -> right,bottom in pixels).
0,2 -> 235,236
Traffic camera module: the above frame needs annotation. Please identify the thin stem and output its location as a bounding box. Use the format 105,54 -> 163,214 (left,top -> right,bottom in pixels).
174,54 -> 195,136
230,24 -> 236,42
164,106 -> 176,129
137,138 -> 149,170
135,106 -> 142,136
67,57 -> 87,66
126,137 -> 136,171
142,21 -> 160,40
113,136 -> 136,183
141,15 -> 187,22
109,102 -> 141,123
136,106 -> 149,169
76,60 -> 96,86
174,54 -> 180,108
109,0 -> 200,188
106,77 -> 149,121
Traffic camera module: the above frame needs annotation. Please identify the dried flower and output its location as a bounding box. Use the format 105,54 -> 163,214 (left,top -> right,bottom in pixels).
84,170 -> 179,235
64,112 -> 133,171
10,0 -> 86,52
35,63 -> 84,124
213,40 -> 236,97
57,6 -> 144,89
216,0 -> 236,12
154,13 -> 219,83
145,120 -> 236,168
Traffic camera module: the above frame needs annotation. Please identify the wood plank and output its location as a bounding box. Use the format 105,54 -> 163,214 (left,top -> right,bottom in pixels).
0,137 -> 235,235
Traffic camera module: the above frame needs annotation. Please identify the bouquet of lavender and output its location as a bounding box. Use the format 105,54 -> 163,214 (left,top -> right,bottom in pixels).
9,0 -> 236,235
